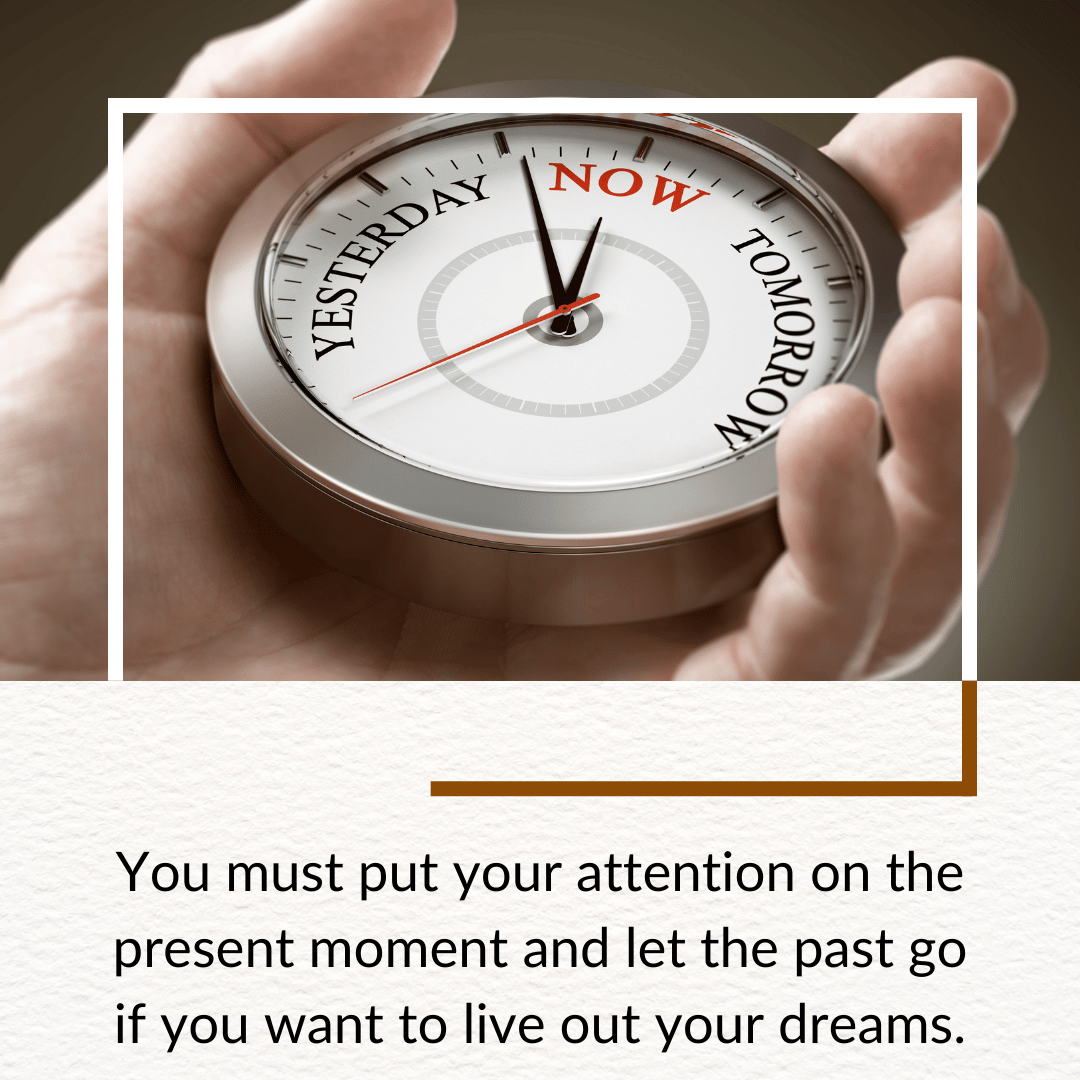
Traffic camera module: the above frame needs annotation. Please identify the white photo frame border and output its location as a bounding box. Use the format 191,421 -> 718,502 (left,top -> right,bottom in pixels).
107,97 -> 976,682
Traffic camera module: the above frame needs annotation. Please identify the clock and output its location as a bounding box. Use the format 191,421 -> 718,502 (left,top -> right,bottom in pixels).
207,107 -> 902,625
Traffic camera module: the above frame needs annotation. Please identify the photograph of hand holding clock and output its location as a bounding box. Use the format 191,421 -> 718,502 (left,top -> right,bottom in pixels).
122,0 -> 1046,681
6,0 -> 1047,680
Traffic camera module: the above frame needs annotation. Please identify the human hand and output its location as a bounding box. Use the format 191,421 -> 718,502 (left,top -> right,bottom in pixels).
678,57 -> 1047,678
118,1 -> 1043,679
0,155 -> 106,677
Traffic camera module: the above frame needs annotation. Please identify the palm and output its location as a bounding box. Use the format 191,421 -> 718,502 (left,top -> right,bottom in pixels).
0,178 -> 106,679
117,3 -> 1045,680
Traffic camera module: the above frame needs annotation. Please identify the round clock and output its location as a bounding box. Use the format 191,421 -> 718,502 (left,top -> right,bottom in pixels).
207,107 -> 902,625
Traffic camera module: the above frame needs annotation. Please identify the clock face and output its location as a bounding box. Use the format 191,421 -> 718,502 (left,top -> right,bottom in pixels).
261,115 -> 868,493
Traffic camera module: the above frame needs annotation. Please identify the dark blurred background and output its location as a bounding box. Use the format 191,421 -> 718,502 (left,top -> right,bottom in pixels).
3,0 -> 1076,679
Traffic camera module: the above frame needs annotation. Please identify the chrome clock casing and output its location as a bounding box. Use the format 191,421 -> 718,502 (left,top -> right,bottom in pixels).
207,108 -> 902,624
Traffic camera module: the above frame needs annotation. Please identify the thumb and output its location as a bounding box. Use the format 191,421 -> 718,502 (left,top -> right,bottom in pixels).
125,0 -> 456,291
172,0 -> 458,107
675,386 -> 896,679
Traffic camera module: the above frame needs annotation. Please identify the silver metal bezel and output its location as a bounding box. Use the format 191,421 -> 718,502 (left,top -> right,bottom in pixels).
207,111 -> 902,553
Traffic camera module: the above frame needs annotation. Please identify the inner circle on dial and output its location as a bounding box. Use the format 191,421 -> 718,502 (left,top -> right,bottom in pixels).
416,229 -> 709,417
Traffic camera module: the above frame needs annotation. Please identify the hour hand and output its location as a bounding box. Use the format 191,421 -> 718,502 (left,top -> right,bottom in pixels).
551,216 -> 602,335
521,156 -> 568,310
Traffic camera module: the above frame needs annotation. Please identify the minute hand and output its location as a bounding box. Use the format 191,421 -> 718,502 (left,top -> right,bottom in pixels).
521,156 -> 568,310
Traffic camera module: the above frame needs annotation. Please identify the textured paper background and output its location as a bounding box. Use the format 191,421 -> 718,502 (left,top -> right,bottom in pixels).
2,681 -> 1076,1077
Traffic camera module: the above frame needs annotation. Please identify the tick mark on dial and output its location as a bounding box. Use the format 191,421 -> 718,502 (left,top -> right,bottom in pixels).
827,275 -> 852,288
276,316 -> 293,320
276,297 -> 295,301
358,172 -> 388,195
279,254 -> 307,267
663,159 -> 671,170
283,279 -> 301,284
633,137 -> 652,162
813,263 -> 830,270
356,199 -> 370,208
450,159 -> 458,169
754,187 -> 785,209
801,246 -> 818,252
337,213 -> 352,221
401,176 -> 412,185
833,318 -> 852,323
320,228 -> 336,235
476,154 -> 484,164
787,230 -> 803,237
585,147 -> 591,158
687,168 -> 697,179
425,167 -> 434,176
710,177 -> 722,187
493,130 -> 510,157
612,150 -> 618,160
732,189 -> 744,198
304,244 -> 323,251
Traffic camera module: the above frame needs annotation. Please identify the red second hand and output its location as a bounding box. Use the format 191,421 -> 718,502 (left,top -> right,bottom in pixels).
353,292 -> 601,399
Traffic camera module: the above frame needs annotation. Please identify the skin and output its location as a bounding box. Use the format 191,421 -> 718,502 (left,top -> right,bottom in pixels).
0,0 -> 1047,680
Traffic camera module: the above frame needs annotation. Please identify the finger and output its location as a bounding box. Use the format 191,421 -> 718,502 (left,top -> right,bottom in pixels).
823,57 -> 1015,231
971,208 -> 1048,430
172,0 -> 455,102
869,310 -> 1012,662
898,201 -> 1047,430
976,313 -> 1016,575
896,200 -> 962,307
675,386 -> 895,680
124,0 -> 456,311
865,297 -> 962,674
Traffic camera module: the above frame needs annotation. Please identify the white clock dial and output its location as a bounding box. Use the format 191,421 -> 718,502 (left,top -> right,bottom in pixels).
263,117 -> 865,492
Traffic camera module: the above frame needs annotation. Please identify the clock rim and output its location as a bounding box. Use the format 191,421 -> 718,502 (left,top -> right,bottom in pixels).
207,109 -> 901,552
